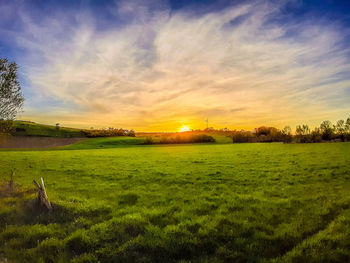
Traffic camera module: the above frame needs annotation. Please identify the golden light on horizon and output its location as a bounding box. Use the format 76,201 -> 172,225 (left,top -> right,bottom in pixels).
12,0 -> 350,131
179,126 -> 191,132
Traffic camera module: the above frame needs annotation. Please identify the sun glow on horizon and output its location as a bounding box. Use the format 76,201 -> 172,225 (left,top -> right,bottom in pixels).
179,126 -> 191,132
4,0 -> 350,130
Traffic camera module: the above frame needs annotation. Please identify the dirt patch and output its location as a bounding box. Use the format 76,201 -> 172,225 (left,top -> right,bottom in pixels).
0,136 -> 85,148
0,182 -> 30,198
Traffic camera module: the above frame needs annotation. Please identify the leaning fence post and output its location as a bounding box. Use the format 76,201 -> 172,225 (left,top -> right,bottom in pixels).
33,177 -> 52,211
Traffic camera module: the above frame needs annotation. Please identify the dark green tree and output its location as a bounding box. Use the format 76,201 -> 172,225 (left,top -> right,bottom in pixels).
320,120 -> 334,140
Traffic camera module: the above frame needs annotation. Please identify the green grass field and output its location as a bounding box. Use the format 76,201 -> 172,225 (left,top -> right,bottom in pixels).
1,142 -> 350,262
61,135 -> 230,150
61,137 -> 148,149
13,121 -> 85,138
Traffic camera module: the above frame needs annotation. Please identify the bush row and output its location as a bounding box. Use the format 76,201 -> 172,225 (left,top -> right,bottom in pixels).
81,129 -> 135,138
144,134 -> 215,144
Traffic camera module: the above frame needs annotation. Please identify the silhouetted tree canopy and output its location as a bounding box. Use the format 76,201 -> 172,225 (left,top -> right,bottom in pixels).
0,57 -> 24,121
320,120 -> 334,140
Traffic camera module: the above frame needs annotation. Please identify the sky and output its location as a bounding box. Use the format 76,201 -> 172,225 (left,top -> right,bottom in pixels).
0,0 -> 350,132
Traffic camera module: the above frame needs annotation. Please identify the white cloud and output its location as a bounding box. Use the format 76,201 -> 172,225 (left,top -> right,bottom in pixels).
4,0 -> 350,130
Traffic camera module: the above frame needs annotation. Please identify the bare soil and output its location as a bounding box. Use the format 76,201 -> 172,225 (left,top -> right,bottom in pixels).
0,136 -> 85,148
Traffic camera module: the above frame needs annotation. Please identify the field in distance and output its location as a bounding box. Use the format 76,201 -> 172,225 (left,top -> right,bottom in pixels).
12,121 -> 85,138
1,142 -> 350,262
2,122 -> 232,149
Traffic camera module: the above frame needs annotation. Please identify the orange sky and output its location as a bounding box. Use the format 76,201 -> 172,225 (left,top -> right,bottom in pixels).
6,1 -> 349,132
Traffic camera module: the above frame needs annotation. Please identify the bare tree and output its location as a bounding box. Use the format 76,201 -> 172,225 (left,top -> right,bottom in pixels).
281,126 -> 292,143
282,126 -> 292,135
335,120 -> 345,141
346,118 -> 350,133
296,124 -> 310,136
295,124 -> 310,143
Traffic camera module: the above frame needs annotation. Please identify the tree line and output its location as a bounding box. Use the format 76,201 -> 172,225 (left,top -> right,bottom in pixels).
82,128 -> 135,137
229,117 -> 350,143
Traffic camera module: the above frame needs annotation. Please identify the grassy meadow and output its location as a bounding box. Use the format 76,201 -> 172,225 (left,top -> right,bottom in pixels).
1,142 -> 350,262
13,121 -> 85,138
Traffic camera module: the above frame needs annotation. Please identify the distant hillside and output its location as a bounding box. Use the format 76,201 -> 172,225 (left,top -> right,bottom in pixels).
13,121 -> 85,138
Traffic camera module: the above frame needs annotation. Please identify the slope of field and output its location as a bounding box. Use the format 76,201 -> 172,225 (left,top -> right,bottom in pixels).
0,143 -> 350,262
13,121 -> 85,138
0,134 -> 228,150
62,136 -> 222,150
61,136 -> 146,149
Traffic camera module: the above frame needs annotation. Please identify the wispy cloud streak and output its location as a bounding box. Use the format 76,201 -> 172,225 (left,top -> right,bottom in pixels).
1,0 -> 350,130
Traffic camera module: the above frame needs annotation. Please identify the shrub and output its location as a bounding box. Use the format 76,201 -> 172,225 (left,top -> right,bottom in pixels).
159,134 -> 215,144
231,132 -> 254,143
82,128 -> 135,138
254,127 -> 285,142
127,129 -> 136,137
144,137 -> 154,145
0,120 -> 14,134
189,134 -> 215,143
255,126 -> 278,137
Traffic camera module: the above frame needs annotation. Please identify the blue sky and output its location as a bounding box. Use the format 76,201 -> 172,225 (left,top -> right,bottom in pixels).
0,0 -> 350,131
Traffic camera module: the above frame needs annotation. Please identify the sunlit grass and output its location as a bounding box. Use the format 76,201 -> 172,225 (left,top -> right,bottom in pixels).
0,143 -> 350,262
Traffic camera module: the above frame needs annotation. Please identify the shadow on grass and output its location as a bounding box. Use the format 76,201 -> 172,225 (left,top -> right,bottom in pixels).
0,183 -> 112,227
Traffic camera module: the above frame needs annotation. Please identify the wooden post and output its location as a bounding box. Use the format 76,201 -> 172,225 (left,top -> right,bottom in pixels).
33,177 -> 52,211
9,170 -> 14,191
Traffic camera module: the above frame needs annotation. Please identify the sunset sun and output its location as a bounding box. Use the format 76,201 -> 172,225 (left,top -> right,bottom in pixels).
179,126 -> 191,132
